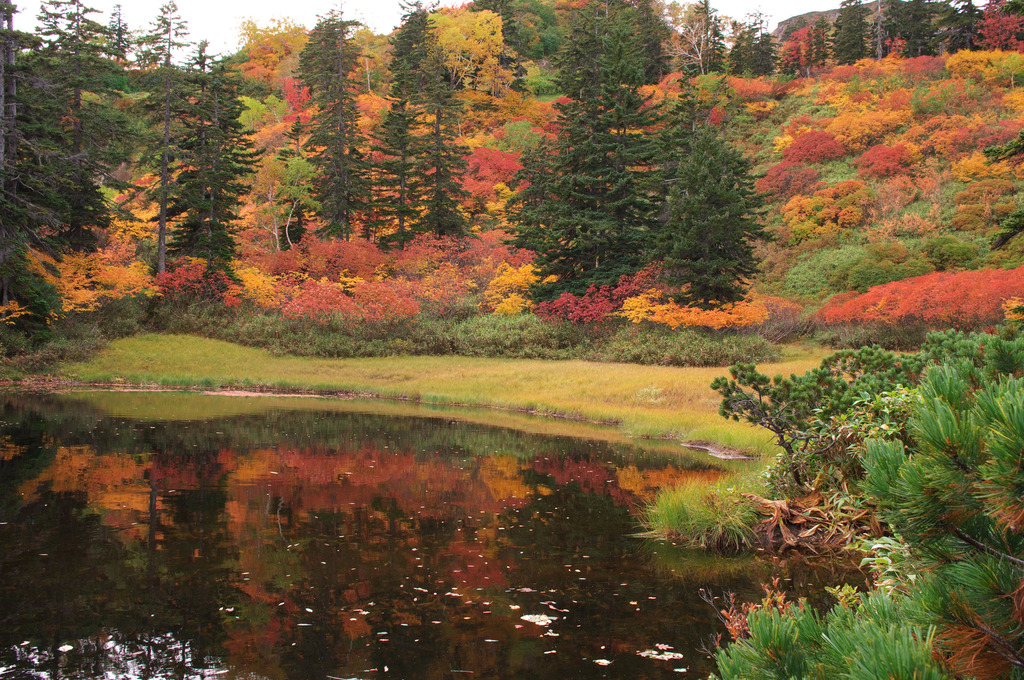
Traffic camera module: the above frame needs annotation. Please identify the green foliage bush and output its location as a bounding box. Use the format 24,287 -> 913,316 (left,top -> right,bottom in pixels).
596,325 -> 779,367
449,314 -> 587,359
712,590 -> 951,680
710,330 -> 1024,679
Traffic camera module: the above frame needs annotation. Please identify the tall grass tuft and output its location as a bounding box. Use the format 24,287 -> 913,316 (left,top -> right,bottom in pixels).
645,481 -> 759,550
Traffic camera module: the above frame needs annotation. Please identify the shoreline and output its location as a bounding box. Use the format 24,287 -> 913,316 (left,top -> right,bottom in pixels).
1,377 -> 751,460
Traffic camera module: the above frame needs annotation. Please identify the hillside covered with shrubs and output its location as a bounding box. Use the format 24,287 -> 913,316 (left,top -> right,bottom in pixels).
3,0 -> 1024,372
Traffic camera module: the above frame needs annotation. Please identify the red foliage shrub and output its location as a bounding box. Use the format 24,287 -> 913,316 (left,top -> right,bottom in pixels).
976,120 -> 1024,150
857,144 -> 914,178
783,131 -> 845,163
461,147 -> 522,207
708,106 -> 726,126
901,55 -> 948,77
351,280 -> 420,324
727,77 -> 778,101
755,161 -> 820,199
281,279 -> 419,324
534,267 -> 660,323
155,260 -> 231,305
817,265 -> 1024,329
302,236 -> 387,280
281,279 -> 358,320
249,236 -> 386,280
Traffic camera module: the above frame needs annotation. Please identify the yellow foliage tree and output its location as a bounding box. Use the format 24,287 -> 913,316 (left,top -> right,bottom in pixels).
482,263 -> 538,315
430,9 -> 513,95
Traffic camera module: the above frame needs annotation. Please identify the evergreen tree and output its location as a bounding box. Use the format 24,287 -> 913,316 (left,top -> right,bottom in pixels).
0,2 -> 63,325
298,9 -> 369,239
107,3 -> 131,61
34,0 -> 120,251
861,357 -> 1024,678
727,14 -> 776,76
695,0 -> 727,73
808,16 -> 832,65
415,46 -> 470,239
939,0 -> 982,52
512,1 -> 661,300
883,0 -> 940,56
167,44 -> 258,270
833,0 -> 872,63
374,3 -> 431,248
137,1 -> 188,274
632,0 -> 672,84
655,127 -> 765,309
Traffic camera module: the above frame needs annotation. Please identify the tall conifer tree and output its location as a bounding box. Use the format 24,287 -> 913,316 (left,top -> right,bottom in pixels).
655,127 -> 765,308
512,1 -> 661,300
374,2 -> 431,249
0,2 -> 64,323
107,3 -> 130,61
834,0 -> 872,63
34,0 -> 120,251
416,45 -> 469,239
137,1 -> 188,274
939,0 -> 982,52
167,43 -> 258,270
298,9 -> 368,240
883,0 -> 939,55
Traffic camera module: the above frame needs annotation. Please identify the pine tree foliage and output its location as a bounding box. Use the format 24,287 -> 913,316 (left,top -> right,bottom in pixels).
834,0 -> 872,63
416,46 -> 470,239
0,2 -> 63,324
511,0 -> 662,300
727,13 -> 776,76
883,0 -> 940,56
298,9 -> 368,239
862,351 -> 1024,678
137,1 -> 189,274
373,3 -> 430,249
939,0 -> 983,52
655,126 -> 766,309
167,44 -> 258,270
33,0 -> 121,251
712,330 -> 1024,679
107,3 -> 130,61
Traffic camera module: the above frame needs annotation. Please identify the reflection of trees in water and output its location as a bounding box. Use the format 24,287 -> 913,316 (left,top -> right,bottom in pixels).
0,394 -> 854,679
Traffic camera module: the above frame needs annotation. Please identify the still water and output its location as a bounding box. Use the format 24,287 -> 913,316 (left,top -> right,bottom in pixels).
0,391 -> 859,680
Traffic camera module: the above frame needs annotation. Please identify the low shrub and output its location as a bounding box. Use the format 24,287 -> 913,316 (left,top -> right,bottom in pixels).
595,325 -> 779,367
450,314 -> 587,359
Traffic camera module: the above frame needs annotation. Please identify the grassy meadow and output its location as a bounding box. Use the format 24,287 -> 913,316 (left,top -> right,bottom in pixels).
63,333 -> 828,454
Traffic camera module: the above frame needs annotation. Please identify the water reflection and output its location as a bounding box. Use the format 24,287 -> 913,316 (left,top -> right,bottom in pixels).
0,392 -> 860,679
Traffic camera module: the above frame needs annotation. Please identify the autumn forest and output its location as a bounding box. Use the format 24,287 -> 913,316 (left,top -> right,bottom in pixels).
1,0 -> 1024,370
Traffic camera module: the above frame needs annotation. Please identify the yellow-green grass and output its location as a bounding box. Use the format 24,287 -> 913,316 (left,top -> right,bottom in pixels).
64,333 -> 828,454
643,476 -> 763,549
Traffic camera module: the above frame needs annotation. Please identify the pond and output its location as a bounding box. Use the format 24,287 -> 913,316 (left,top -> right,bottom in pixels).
0,391 -> 861,679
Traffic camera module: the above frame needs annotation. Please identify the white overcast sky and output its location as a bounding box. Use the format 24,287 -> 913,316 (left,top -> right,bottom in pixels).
12,0 -> 825,54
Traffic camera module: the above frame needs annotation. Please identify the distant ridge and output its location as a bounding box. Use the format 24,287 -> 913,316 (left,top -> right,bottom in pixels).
772,2 -> 884,39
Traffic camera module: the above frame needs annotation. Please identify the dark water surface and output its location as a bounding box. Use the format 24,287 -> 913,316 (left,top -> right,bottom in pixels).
0,391 -> 860,680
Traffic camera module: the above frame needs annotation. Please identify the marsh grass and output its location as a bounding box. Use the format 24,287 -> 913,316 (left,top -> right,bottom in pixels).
645,479 -> 761,550
64,334 -> 829,453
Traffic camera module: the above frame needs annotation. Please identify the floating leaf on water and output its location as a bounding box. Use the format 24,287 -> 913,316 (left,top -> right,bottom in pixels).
638,650 -> 685,660
521,614 -> 556,626
593,659 -> 612,666
58,645 -> 73,653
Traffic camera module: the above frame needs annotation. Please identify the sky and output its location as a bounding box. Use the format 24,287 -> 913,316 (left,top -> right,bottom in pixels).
11,0 -> 829,55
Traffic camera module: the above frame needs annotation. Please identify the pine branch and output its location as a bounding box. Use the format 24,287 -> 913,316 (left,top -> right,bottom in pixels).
952,527 -> 1024,568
